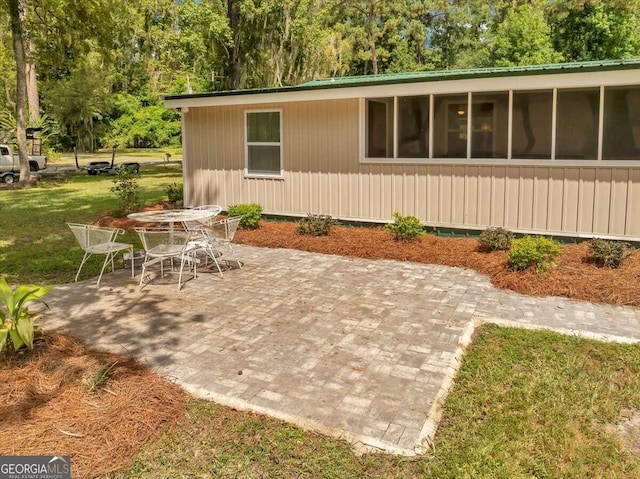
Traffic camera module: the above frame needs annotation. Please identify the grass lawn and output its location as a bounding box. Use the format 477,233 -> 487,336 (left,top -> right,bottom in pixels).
50,147 -> 183,166
112,326 -> 640,478
0,164 -> 183,284
0,172 -> 638,477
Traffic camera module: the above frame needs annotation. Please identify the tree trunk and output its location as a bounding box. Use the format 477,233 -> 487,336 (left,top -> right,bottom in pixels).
368,2 -> 378,75
8,0 -> 29,183
227,0 -> 241,89
26,46 -> 39,121
19,2 -> 39,121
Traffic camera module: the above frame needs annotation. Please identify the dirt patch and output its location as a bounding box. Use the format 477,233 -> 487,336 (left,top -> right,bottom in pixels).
608,409 -> 640,457
0,176 -> 40,189
96,206 -> 640,307
0,333 -> 185,478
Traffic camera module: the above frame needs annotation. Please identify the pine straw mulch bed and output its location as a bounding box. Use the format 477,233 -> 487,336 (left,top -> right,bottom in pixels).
0,333 -> 186,478
234,221 -> 640,308
96,204 -> 640,307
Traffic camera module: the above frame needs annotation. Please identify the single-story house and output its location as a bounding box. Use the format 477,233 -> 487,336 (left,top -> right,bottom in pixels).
165,59 -> 640,240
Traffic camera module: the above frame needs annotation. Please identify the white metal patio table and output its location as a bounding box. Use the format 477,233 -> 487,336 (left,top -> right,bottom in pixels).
128,209 -> 221,287
127,208 -> 217,229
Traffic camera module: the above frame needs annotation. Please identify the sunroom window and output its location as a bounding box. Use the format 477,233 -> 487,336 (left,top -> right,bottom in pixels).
366,98 -> 394,158
363,85 -> 640,163
512,90 -> 553,159
556,88 -> 599,160
433,94 -> 468,158
245,110 -> 282,176
397,96 -> 430,158
603,86 -> 640,160
471,92 -> 509,159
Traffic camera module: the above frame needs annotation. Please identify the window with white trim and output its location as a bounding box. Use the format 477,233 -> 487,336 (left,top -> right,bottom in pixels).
245,110 -> 282,176
365,98 -> 393,158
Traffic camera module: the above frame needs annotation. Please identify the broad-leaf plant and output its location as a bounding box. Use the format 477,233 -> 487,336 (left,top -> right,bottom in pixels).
0,278 -> 51,352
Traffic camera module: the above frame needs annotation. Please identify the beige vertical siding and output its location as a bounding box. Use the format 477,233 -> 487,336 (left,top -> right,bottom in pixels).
183,99 -> 640,238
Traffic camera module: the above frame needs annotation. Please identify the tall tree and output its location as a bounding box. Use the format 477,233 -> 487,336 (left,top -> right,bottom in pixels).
227,0 -> 241,89
333,0 -> 395,75
19,2 -> 36,121
491,2 -> 562,66
241,0 -> 338,87
6,0 -> 28,182
48,51 -> 113,151
550,1 -> 640,61
430,0 -> 493,69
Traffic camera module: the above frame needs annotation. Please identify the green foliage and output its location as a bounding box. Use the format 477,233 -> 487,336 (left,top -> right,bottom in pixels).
552,2 -> 640,62
227,203 -> 263,230
588,239 -> 629,268
491,3 -> 563,66
47,52 -> 113,152
166,182 -> 184,205
0,278 -> 50,352
508,235 -> 562,273
110,166 -> 140,215
297,214 -> 336,236
478,227 -> 514,252
384,212 -> 425,241
103,95 -> 181,148
0,111 -> 60,152
4,0 -> 640,152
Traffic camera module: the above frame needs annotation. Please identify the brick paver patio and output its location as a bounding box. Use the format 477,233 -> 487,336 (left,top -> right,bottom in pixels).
46,245 -> 640,455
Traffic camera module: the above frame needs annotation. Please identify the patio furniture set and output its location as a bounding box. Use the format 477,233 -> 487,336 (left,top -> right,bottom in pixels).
67,205 -> 242,290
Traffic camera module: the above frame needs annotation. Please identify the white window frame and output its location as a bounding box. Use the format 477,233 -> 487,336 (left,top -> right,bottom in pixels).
244,109 -> 284,179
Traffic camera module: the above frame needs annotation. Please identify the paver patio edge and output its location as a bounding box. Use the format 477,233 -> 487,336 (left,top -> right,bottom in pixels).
179,381 -> 416,456
413,312 -> 640,455
476,316 -> 640,344
415,318 -> 478,454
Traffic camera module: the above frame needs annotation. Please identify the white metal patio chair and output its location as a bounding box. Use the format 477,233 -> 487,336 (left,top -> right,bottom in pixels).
203,216 -> 243,269
67,223 -> 134,287
135,228 -> 197,291
182,205 -> 223,236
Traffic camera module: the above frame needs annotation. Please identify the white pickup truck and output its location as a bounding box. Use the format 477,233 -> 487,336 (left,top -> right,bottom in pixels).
0,144 -> 47,183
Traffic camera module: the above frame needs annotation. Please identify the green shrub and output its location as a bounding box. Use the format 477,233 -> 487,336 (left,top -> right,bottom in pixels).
110,166 -> 140,215
478,227 -> 514,252
384,212 -> 425,241
588,239 -> 629,268
166,182 -> 183,205
227,203 -> 263,229
297,214 -> 336,236
508,235 -> 562,273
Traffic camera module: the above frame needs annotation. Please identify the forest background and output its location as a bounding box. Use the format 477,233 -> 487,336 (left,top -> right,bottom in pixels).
1,0 -> 639,155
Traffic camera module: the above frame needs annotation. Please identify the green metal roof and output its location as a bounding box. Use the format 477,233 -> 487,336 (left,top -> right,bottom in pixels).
164,58 -> 640,101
